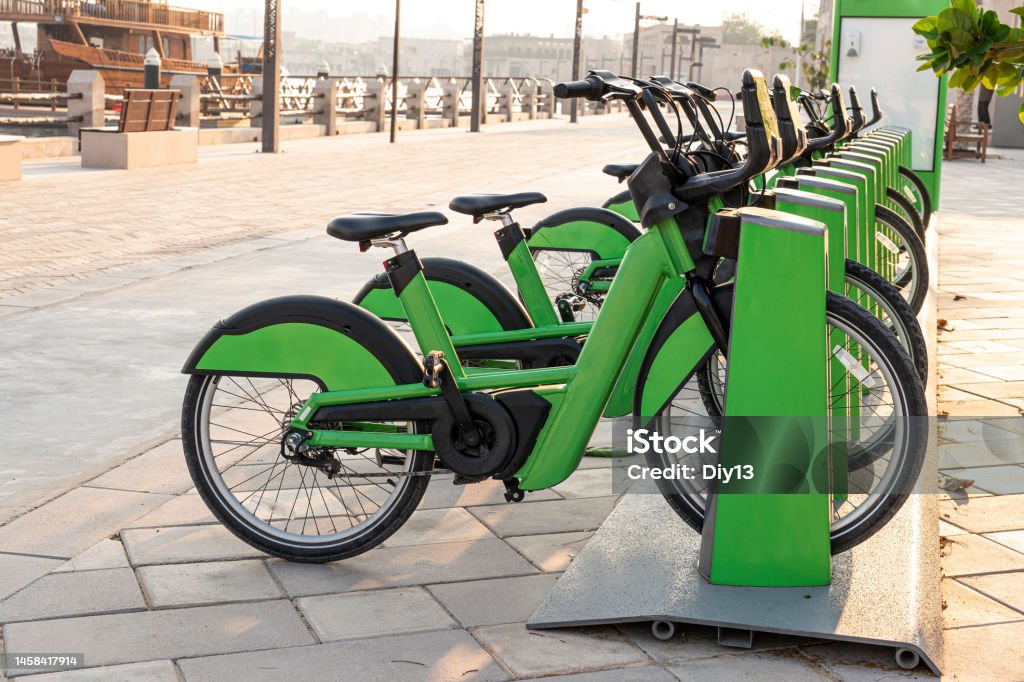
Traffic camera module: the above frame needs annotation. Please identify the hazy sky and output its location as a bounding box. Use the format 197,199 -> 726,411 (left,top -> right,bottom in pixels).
170,0 -> 815,44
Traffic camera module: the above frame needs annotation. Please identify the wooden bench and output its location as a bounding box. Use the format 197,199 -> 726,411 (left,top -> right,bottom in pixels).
944,103 -> 989,162
80,89 -> 197,169
116,89 -> 181,133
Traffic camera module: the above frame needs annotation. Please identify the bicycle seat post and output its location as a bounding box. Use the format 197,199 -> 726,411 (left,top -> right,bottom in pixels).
481,210 -> 515,227
367,233 -> 410,255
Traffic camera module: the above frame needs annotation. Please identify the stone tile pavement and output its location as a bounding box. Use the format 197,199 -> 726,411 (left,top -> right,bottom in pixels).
0,124 -> 1022,679
931,147 -> 1024,681
0,115 -> 649,520
0,117 -> 646,301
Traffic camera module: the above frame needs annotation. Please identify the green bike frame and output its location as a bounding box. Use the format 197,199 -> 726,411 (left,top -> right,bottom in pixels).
290,214 -> 710,490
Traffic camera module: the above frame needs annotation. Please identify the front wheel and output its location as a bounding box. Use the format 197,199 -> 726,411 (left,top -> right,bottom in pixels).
898,166 -> 933,228
844,259 -> 928,385
875,205 -> 929,315
655,292 -> 927,555
697,258 -> 929,415
182,374 -> 432,563
885,187 -> 925,242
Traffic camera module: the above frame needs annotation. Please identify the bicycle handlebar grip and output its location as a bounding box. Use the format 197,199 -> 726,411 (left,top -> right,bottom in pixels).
554,76 -> 603,100
868,88 -> 883,125
847,86 -> 865,132
683,81 -> 717,101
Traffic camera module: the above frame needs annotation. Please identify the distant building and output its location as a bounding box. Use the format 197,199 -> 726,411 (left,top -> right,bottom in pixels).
817,0 -> 834,51
625,23 -> 799,89
483,34 -> 623,81
269,20 -> 800,88
372,37 -> 466,77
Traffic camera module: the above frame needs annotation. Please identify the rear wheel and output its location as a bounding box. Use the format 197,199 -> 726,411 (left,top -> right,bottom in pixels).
355,259 -> 533,371
182,373 -> 431,563
657,292 -> 927,554
531,249 -> 605,322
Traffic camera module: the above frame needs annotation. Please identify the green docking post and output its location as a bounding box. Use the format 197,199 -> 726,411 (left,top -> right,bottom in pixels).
698,207 -> 831,587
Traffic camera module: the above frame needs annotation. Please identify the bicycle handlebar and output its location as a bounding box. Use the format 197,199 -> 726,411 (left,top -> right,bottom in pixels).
668,69 -> 782,200
646,76 -> 710,147
553,77 -> 604,100
804,83 -> 848,152
553,70 -> 642,101
867,88 -> 883,126
771,74 -> 808,163
683,81 -> 717,101
554,69 -> 782,201
848,86 -> 866,133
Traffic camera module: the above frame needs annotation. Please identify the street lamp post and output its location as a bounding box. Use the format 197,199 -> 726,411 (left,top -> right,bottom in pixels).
669,18 -> 678,79
631,3 -> 640,78
694,37 -> 718,83
470,0 -> 485,133
261,0 -> 281,154
390,0 -> 400,143
630,3 -> 668,78
570,0 -> 584,123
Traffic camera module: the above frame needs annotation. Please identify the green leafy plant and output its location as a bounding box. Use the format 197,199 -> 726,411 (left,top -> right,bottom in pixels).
723,12 -> 768,45
761,37 -> 832,91
913,0 -> 1024,123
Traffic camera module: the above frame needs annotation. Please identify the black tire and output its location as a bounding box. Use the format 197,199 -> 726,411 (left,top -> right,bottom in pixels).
527,208 -> 641,322
656,292 -> 927,555
886,187 -> 926,242
898,165 -> 933,228
697,260 -> 929,412
844,258 -> 928,386
875,204 -> 929,315
354,257 -> 533,334
183,367 -> 432,563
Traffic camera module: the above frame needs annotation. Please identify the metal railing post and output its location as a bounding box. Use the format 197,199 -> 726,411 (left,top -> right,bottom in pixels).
570,0 -> 583,123
500,79 -> 515,121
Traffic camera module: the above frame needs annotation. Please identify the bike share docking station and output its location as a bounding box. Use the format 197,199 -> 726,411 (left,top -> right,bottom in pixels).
527,203 -> 942,674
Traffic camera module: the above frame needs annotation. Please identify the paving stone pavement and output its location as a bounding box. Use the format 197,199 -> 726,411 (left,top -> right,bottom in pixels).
0,125 -> 1022,679
0,118 -> 645,301
0,115 -> 649,521
932,147 -> 1024,681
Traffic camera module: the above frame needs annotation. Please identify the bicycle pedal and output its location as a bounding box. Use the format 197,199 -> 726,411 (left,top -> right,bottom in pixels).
423,351 -> 445,388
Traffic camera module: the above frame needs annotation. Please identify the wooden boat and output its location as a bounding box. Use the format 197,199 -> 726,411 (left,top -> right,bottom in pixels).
1,0 -> 243,93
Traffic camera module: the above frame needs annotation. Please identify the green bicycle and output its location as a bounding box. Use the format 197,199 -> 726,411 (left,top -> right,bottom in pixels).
535,80 -> 930,318
180,70 -> 926,563
356,76 -> 928,390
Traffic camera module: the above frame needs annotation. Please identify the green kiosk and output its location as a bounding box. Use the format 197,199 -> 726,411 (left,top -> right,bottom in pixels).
527,1 -> 943,676
831,0 -> 949,206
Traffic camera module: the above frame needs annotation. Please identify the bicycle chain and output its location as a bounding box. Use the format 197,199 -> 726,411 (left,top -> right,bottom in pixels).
331,468 -> 452,479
